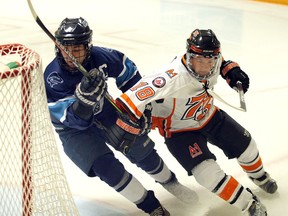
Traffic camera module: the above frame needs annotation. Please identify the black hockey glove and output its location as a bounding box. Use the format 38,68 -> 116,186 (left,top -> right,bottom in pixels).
138,103 -> 153,136
73,68 -> 107,120
220,60 -> 249,93
75,68 -> 107,106
115,103 -> 153,136
105,113 -> 139,154
104,103 -> 153,154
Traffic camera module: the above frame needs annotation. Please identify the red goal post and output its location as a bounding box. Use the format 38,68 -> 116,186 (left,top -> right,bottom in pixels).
0,44 -> 79,216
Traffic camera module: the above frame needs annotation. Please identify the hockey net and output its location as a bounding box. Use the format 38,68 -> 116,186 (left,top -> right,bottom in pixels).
0,44 -> 79,216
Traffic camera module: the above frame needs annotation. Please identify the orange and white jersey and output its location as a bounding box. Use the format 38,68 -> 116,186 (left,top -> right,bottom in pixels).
118,54 -> 222,137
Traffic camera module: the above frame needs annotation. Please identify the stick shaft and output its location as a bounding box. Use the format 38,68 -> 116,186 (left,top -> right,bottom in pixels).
208,89 -> 246,112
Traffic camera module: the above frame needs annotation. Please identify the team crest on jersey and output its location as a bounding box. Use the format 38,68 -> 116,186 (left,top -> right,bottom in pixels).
181,91 -> 213,121
47,71 -> 63,87
152,77 -> 166,88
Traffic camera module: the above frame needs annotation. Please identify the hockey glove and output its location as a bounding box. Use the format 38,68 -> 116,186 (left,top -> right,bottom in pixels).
75,68 -> 107,106
105,103 -> 153,154
138,103 -> 153,136
73,68 -> 107,120
220,60 -> 249,93
105,113 -> 140,154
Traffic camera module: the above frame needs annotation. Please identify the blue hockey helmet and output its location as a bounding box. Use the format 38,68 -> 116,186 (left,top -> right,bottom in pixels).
54,17 -> 93,72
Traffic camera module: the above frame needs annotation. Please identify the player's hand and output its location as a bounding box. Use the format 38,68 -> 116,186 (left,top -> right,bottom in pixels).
220,60 -> 249,93
104,113 -> 139,154
104,104 -> 153,153
115,113 -> 142,135
75,68 -> 107,106
138,103 -> 153,136
116,103 -> 153,136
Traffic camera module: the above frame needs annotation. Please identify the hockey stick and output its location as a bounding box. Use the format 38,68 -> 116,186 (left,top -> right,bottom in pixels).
207,81 -> 247,112
236,81 -> 247,111
26,0 -> 122,113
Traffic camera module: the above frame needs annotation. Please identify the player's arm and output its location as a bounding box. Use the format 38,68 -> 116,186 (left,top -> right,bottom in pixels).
116,69 -> 177,120
98,48 -> 142,92
47,68 -> 107,130
106,66 -> 185,153
102,71 -> 166,153
73,68 -> 107,119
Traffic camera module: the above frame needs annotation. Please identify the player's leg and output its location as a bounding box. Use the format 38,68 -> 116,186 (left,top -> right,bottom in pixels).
165,131 -> 267,215
125,134 -> 198,203
192,159 -> 267,216
91,153 -> 169,215
238,138 -> 278,194
57,126 -> 169,215
206,109 -> 277,194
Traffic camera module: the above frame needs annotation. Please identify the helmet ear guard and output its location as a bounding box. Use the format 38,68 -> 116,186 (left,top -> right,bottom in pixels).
54,17 -> 93,72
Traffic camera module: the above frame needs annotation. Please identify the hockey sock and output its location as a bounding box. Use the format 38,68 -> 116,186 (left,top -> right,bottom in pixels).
136,149 -> 171,183
237,139 -> 265,179
192,159 -> 253,210
91,153 -> 147,203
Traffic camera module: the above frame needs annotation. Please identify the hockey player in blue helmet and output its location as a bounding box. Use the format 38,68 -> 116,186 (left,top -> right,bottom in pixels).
44,17 -> 197,216
54,17 -> 93,73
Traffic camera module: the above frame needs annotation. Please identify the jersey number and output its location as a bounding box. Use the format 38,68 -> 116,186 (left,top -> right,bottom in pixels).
135,86 -> 155,101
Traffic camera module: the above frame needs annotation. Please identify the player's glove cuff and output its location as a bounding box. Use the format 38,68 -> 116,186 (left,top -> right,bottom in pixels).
72,100 -> 95,120
220,60 -> 240,78
116,118 -> 141,135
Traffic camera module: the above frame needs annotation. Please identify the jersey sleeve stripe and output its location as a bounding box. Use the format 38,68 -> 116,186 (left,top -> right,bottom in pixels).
120,93 -> 143,119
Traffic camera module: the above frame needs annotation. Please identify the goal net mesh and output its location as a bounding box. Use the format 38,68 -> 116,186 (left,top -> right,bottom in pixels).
0,43 -> 79,216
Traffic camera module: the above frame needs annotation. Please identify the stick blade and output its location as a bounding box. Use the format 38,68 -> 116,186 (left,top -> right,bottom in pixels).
236,81 -> 247,112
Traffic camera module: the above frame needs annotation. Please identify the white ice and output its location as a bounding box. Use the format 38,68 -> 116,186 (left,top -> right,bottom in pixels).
1,0 -> 288,215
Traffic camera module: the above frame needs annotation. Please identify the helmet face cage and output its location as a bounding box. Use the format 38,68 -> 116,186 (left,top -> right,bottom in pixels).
185,29 -> 221,80
54,17 -> 93,72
